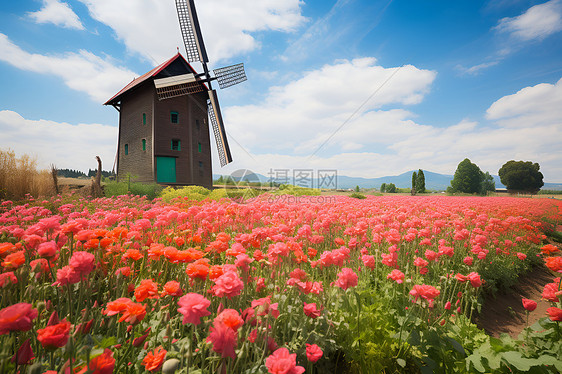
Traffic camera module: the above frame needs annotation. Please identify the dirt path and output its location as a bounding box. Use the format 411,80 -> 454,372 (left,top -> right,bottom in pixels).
475,265 -> 554,338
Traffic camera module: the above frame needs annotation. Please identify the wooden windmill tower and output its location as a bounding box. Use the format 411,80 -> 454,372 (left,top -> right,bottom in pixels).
104,0 -> 246,188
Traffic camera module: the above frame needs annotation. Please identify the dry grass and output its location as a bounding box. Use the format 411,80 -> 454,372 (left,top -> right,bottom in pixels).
0,148 -> 54,200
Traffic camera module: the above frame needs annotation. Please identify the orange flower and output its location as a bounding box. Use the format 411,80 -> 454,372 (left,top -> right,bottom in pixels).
134,279 -> 159,302
545,256 -> 562,273
541,244 -> 560,255
1,251 -> 26,270
103,298 -> 134,316
142,346 -> 167,372
118,303 -> 146,325
215,309 -> 244,331
123,249 -> 143,261
186,259 -> 210,280
161,281 -> 182,297
0,243 -> 15,258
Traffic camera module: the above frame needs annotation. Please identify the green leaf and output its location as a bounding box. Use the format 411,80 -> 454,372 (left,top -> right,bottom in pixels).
501,351 -> 537,371
446,336 -> 466,355
466,353 -> 486,373
98,336 -> 117,348
537,355 -> 562,371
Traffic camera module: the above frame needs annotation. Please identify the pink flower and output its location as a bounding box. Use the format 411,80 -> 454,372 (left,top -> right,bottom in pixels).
53,266 -> 80,287
387,269 -> 405,284
361,254 -> 375,270
303,302 -> 322,319
69,251 -> 95,276
207,321 -> 238,359
212,270 -> 244,299
38,241 -> 58,258
516,252 -> 527,261
425,249 -> 438,262
306,344 -> 323,363
413,257 -> 428,268
177,293 -> 211,325
0,272 -> 17,287
463,256 -> 473,266
265,348 -> 305,374
0,303 -> 38,335
334,268 -> 358,290
522,298 -> 537,312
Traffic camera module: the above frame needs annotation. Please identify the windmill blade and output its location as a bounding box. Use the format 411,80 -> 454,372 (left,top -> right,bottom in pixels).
207,90 -> 233,166
154,73 -> 205,100
175,0 -> 208,63
213,63 -> 247,89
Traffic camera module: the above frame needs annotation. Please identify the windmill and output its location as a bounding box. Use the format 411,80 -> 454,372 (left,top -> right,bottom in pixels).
153,0 -> 247,167
105,0 -> 246,187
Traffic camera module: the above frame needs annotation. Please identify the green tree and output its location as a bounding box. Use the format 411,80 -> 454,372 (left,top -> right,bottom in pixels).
386,183 -> 397,193
411,171 -> 417,194
498,160 -> 544,193
450,158 -> 483,194
416,169 -> 426,193
380,183 -> 387,193
480,172 -> 495,195
355,185 -> 360,192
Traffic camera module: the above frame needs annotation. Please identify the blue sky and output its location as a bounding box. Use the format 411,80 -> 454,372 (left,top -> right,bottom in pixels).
1,0 -> 561,181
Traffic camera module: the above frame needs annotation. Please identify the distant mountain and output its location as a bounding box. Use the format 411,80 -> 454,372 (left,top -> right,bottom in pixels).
213,171 -> 562,191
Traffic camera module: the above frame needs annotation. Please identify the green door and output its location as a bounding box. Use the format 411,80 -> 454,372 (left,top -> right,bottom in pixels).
156,157 -> 176,183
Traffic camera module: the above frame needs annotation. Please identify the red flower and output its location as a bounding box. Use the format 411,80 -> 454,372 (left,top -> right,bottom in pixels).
463,256 -> 473,266
215,309 -> 244,331
546,307 -> 562,321
361,254 -> 375,270
542,279 -> 561,302
11,338 -> 34,365
522,298 -> 537,312
207,321 -> 238,359
0,272 -> 17,287
334,268 -> 358,290
0,303 -> 38,335
409,284 -> 440,307
387,269 -> 405,284
265,347 -> 305,374
413,257 -> 428,268
303,302 -> 322,319
142,346 -> 167,372
37,319 -> 71,350
88,348 -> 115,374
38,241 -> 58,258
516,252 -> 527,261
467,272 -> 482,288
177,293 -> 211,325
305,344 -> 323,363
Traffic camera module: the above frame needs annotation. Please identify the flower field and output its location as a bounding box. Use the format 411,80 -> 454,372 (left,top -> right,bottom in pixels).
0,194 -> 561,373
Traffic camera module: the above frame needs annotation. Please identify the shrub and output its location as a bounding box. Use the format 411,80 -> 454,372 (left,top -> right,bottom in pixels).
0,148 -> 53,200
104,179 -> 162,199
350,192 -> 366,199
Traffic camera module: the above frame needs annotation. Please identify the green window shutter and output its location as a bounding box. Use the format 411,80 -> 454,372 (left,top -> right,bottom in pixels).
143,113 -> 146,125
171,111 -> 179,124
142,139 -> 146,151
171,139 -> 181,151
198,142 -> 202,153
124,144 -> 128,155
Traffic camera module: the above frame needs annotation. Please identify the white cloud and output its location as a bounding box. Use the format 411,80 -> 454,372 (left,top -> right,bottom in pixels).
77,0 -> 306,63
0,33 -> 137,102
456,61 -> 500,75
224,58 -> 436,154
486,77 -> 562,127
213,61 -> 562,182
27,0 -> 84,30
0,110 -> 117,173
496,0 -> 562,41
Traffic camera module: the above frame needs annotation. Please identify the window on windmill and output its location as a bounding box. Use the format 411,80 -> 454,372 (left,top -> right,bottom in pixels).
171,139 -> 181,151
199,161 -> 203,169
124,144 -> 129,155
142,139 -> 146,151
143,113 -> 146,125
198,142 -> 202,153
170,111 -> 179,124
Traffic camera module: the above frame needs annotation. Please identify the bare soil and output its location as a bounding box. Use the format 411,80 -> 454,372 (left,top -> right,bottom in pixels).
474,265 -> 554,338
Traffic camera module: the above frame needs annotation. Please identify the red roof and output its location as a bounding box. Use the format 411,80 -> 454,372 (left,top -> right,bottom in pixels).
104,53 -> 198,105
